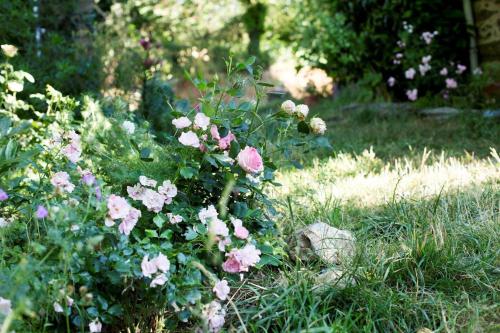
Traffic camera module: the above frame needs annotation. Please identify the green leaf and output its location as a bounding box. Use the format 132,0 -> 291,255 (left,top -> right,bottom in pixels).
107,304 -> 123,316
184,227 -> 198,240
153,214 -> 166,229
180,167 -> 196,179
145,229 -> 158,238
160,230 -> 173,239
256,255 -> 281,268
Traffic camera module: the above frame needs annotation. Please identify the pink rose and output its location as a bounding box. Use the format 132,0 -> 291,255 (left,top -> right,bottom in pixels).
210,125 -> 220,140
213,280 -> 230,300
218,132 -> 236,150
231,217 -> 249,239
236,146 -> 263,174
107,194 -> 130,220
222,254 -> 241,273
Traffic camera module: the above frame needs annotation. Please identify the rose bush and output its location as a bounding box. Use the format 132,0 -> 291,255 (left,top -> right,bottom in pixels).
384,24 -> 476,102
0,50 -> 328,332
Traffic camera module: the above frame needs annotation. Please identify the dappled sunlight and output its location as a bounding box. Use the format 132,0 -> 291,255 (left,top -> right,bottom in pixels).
273,148 -> 499,208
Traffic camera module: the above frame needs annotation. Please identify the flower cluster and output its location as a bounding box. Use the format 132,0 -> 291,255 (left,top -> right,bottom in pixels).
141,253 -> 170,287
105,194 -> 141,235
280,100 -> 327,135
127,176 -> 177,212
387,24 -> 476,102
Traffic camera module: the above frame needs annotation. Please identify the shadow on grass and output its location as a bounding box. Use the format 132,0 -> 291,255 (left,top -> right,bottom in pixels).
232,182 -> 499,332
307,98 -> 500,163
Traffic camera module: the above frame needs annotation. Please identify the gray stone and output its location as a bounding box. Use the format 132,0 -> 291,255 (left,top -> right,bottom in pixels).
290,222 -> 356,265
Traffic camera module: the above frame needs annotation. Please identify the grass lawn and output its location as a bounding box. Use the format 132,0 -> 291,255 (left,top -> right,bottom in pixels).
229,99 -> 500,332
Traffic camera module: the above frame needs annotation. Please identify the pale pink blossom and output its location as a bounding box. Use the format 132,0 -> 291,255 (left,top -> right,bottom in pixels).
223,244 -> 261,273
127,183 -> 145,200
150,273 -> 168,287
440,68 -> 448,76
421,31 -> 436,44
422,55 -> 432,64
142,189 -> 165,213
0,188 -> 8,201
179,131 -> 200,148
456,64 -> 467,74
80,169 -> 96,186
202,301 -> 226,333
89,319 -> 102,333
213,280 -> 230,300
167,213 -> 183,224
139,175 -> 157,188
118,207 -> 141,235
210,125 -> 221,140
406,89 -> 418,101
231,217 -> 249,239
218,237 -> 232,252
222,254 -> 241,273
66,130 -> 80,144
61,143 -> 81,163
51,172 -> 75,193
208,218 -> 229,237
107,194 -> 130,220
141,256 -> 158,278
237,147 -> 264,174
218,132 -> 236,150
387,77 -> 396,87
198,205 -> 218,224
405,68 -> 416,80
194,113 -> 210,130
446,78 -> 458,89
281,100 -> 295,115
310,118 -> 327,135
235,244 -> 261,269
294,104 -> 309,120
158,180 -> 177,198
172,117 -> 192,129
419,63 -> 431,76
36,205 -> 49,219
153,253 -> 170,273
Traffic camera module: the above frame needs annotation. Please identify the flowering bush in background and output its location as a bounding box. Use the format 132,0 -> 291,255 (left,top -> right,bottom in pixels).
385,23 -> 476,102
0,49 -> 328,332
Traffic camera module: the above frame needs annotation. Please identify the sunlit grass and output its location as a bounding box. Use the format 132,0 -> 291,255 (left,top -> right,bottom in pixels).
228,101 -> 500,332
274,147 -> 499,208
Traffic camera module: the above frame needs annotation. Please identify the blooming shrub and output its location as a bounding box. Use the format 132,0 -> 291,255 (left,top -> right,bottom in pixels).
385,24 -> 476,102
0,50 -> 327,332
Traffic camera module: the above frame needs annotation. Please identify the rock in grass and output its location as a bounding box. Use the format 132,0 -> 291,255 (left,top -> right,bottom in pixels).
313,267 -> 355,292
289,222 -> 356,265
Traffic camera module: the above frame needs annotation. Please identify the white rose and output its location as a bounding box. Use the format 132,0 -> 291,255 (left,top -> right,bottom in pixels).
310,117 -> 327,135
172,117 -> 192,129
281,100 -> 296,115
294,104 -> 309,120
194,113 -> 210,130
178,131 -> 200,148
1,44 -> 18,58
